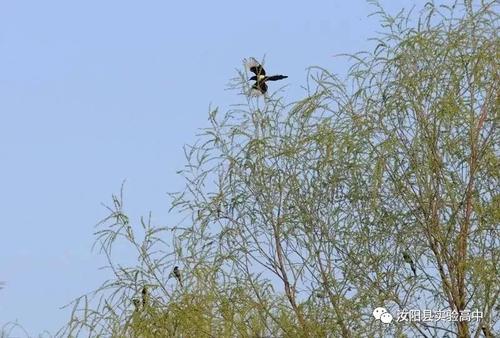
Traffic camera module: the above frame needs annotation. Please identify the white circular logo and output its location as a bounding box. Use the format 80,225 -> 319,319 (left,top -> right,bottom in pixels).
372,307 -> 387,320
380,312 -> 393,324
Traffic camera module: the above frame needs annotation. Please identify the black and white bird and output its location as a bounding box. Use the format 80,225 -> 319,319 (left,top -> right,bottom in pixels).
173,266 -> 183,287
244,57 -> 288,95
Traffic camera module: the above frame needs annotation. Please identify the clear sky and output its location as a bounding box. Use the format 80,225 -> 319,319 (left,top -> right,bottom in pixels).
0,0 -> 417,335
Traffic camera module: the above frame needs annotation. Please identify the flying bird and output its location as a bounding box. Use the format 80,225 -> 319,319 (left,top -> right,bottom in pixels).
244,57 -> 288,95
173,266 -> 183,287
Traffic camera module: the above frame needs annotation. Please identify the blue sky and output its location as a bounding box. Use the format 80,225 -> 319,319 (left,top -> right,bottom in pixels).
0,0 -> 416,335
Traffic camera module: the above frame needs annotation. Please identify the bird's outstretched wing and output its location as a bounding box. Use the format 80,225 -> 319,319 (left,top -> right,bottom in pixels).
244,57 -> 266,76
266,75 -> 288,81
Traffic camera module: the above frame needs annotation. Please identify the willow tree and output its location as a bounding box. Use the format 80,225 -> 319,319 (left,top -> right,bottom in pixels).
61,1 -> 498,337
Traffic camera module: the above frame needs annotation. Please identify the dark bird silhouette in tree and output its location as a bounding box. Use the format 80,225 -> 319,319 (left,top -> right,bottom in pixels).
245,57 -> 288,95
482,325 -> 493,338
403,251 -> 417,277
173,266 -> 183,287
141,286 -> 148,308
